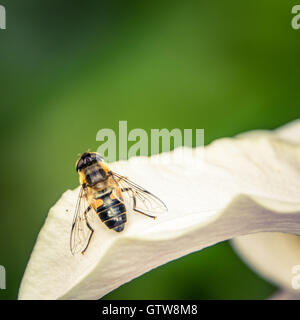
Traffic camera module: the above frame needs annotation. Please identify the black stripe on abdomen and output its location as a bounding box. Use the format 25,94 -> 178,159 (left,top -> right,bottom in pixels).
104,212 -> 127,231
96,193 -> 127,232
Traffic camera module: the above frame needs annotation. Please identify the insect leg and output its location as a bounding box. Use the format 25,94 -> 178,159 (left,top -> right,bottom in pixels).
81,205 -> 94,255
121,188 -> 157,219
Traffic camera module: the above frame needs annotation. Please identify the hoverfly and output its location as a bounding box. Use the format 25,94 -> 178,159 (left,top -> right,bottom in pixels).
70,152 -> 167,255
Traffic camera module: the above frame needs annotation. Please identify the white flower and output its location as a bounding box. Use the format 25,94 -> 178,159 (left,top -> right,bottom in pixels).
18,120 -> 300,300
231,119 -> 300,300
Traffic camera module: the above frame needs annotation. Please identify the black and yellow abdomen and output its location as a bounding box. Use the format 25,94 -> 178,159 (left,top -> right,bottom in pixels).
94,190 -> 127,232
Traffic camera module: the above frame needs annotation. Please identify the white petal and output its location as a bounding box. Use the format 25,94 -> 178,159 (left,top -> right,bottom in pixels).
19,120 -> 300,299
269,289 -> 300,300
232,233 -> 300,297
232,119 -> 300,298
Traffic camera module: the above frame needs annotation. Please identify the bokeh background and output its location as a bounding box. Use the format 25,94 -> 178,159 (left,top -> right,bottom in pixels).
0,0 -> 299,300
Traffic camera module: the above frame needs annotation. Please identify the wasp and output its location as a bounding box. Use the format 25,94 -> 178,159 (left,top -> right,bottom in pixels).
70,152 -> 167,254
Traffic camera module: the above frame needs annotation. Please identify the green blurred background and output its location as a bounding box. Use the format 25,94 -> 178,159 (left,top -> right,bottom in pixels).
0,0 -> 299,300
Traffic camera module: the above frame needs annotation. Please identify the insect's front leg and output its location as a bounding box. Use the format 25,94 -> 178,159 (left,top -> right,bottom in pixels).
81,205 -> 94,255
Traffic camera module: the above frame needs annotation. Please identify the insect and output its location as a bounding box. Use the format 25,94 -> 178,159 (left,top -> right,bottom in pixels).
70,152 -> 167,255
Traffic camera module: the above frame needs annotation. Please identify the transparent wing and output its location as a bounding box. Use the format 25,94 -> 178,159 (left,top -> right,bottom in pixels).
70,186 -> 92,255
110,171 -> 168,216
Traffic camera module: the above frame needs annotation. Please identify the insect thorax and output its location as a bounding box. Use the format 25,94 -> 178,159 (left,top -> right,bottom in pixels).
82,163 -> 108,187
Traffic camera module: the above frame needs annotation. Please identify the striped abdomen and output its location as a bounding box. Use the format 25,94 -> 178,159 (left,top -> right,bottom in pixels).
95,190 -> 127,232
